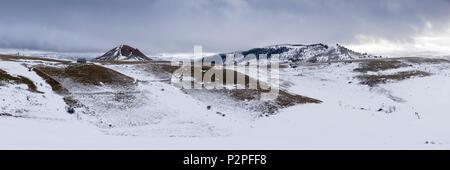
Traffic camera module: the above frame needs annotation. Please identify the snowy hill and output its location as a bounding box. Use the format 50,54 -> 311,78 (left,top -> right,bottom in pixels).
204,44 -> 379,65
96,45 -> 151,61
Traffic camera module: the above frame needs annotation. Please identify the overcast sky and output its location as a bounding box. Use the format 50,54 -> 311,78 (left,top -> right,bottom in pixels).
1,0 -> 450,56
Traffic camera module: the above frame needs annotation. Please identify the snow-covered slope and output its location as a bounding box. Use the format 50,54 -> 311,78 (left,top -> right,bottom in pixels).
204,44 -> 378,65
96,45 -> 151,61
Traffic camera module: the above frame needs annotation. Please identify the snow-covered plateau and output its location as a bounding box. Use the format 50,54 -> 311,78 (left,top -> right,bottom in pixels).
1,50 -> 450,149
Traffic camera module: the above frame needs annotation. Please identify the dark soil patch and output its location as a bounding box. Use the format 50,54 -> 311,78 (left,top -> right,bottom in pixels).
275,90 -> 322,107
354,60 -> 410,73
251,90 -> 322,115
0,69 -> 41,93
206,88 -> 321,115
357,70 -> 431,87
34,64 -> 135,87
33,68 -> 69,94
229,89 -> 260,101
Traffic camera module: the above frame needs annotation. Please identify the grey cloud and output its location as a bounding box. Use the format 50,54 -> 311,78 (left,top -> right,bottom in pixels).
0,0 -> 449,53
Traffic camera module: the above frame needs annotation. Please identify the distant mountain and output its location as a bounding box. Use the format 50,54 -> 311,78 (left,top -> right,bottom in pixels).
204,44 -> 380,64
96,45 -> 151,61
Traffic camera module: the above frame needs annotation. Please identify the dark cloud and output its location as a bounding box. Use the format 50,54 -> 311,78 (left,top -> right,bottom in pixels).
0,0 -> 449,53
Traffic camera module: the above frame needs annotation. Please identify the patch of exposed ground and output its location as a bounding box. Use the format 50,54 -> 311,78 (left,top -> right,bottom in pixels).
34,64 -> 136,87
357,70 -> 431,87
354,59 -> 411,73
33,68 -> 68,94
228,89 -> 320,105
232,89 -> 321,115
0,68 -> 41,93
261,91 -> 322,115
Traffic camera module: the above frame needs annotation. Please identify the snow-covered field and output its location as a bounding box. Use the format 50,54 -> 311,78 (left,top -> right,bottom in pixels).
1,56 -> 450,149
